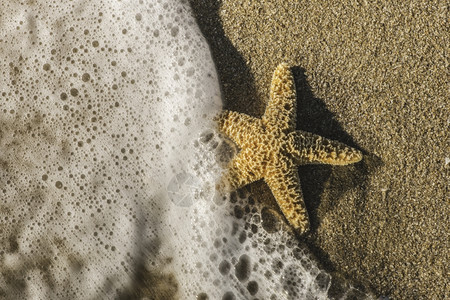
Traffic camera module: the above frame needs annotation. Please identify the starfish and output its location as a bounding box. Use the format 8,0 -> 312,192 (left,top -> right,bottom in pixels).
217,63 -> 362,235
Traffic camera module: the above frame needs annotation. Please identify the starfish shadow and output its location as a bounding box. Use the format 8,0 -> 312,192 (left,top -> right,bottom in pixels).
188,0 -> 259,115
291,67 -> 369,230
291,66 -> 383,272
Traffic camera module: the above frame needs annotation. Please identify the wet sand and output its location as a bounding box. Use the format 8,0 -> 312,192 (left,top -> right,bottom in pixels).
189,1 -> 448,299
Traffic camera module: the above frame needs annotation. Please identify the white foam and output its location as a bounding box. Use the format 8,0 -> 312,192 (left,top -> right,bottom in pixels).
0,0 -> 219,298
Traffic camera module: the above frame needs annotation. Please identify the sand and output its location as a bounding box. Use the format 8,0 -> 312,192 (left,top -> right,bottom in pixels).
189,1 -> 449,299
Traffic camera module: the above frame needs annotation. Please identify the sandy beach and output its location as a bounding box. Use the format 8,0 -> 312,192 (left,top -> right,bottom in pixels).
189,1 -> 448,299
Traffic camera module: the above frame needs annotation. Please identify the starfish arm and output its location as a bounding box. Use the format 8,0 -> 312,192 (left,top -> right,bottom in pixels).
265,164 -> 310,235
288,130 -> 363,165
223,147 -> 264,190
217,110 -> 262,148
262,63 -> 297,131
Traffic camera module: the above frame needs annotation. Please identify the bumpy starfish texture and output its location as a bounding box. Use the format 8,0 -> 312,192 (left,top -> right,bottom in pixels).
218,63 -> 362,235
